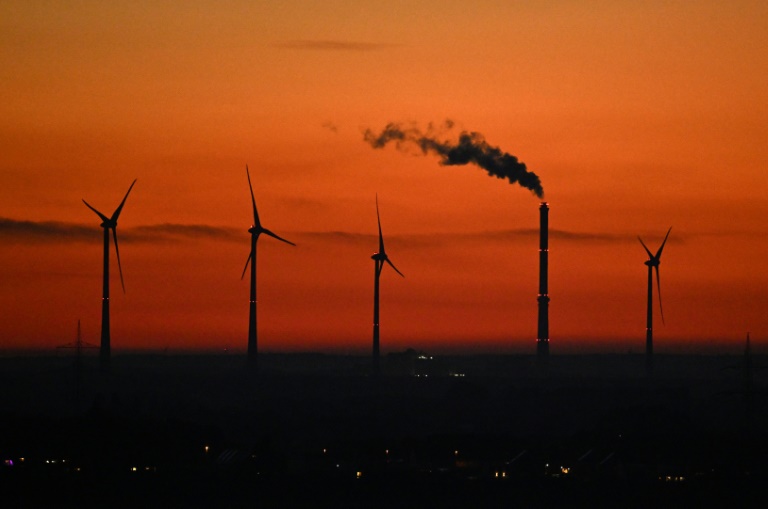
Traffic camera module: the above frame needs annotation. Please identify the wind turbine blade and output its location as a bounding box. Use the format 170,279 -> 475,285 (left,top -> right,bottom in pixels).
655,226 -> 672,259
655,265 -> 664,325
637,236 -> 653,259
112,228 -> 126,293
262,229 -> 296,246
376,195 -> 385,254
111,179 -> 137,222
246,165 -> 261,228
82,200 -> 109,223
240,252 -> 252,280
385,258 -> 404,278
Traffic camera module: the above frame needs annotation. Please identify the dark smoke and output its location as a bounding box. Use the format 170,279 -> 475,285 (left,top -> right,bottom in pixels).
363,121 -> 544,198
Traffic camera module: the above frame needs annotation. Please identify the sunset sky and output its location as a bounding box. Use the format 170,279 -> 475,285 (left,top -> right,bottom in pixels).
1,1 -> 766,355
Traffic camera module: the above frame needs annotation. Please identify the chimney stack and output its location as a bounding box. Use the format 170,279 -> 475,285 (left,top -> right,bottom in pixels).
537,202 -> 550,362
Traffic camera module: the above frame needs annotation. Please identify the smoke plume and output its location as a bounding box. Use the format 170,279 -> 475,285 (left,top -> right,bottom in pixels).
363,121 -> 544,198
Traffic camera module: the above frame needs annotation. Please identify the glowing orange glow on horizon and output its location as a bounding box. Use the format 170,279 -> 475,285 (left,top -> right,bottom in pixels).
1,1 -> 767,355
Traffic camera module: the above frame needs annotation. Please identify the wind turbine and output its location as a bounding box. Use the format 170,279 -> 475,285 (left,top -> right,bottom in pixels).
371,196 -> 403,376
241,165 -> 295,370
638,227 -> 671,376
83,179 -> 137,369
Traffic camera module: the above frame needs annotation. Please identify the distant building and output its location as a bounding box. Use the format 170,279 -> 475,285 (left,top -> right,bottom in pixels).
386,349 -> 452,377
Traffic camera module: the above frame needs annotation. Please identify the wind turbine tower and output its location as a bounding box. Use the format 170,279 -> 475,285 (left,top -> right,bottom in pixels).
371,196 -> 404,376
241,166 -> 295,371
83,179 -> 136,369
638,227 -> 671,376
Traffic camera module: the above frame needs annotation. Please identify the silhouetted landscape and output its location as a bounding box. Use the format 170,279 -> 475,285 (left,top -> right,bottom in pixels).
4,1 -> 767,507
2,352 -> 766,508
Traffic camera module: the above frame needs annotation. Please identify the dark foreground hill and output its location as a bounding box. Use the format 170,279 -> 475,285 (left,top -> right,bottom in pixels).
1,353 -> 766,507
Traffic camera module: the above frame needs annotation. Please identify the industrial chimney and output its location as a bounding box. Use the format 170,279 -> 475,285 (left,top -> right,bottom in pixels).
537,202 -> 550,362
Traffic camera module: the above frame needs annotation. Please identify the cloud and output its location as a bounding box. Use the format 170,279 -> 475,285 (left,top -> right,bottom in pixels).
0,217 -> 696,248
549,229 -> 628,242
297,231 -> 373,244
274,196 -> 335,214
127,224 -> 239,243
322,121 -> 339,133
0,217 -> 95,243
275,40 -> 398,51
294,229 -> 630,247
409,229 -> 629,246
0,218 -> 239,244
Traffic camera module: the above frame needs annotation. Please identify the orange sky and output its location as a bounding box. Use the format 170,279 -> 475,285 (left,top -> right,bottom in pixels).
1,1 -> 767,355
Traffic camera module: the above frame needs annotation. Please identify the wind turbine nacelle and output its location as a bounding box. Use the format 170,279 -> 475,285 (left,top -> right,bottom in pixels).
372,252 -> 385,261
